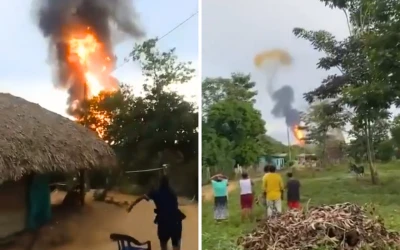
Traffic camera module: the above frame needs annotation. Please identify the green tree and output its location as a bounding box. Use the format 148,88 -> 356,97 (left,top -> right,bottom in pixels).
202,73 -> 267,175
80,38 -> 198,196
256,134 -> 273,155
292,0 -> 398,183
202,125 -> 234,173
348,110 -> 390,162
202,73 -> 257,116
362,0 -> 400,105
207,98 -> 265,166
390,115 -> 400,149
376,139 -> 394,162
302,101 -> 348,167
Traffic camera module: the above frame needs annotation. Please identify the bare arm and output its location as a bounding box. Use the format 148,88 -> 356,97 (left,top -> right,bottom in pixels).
211,174 -> 228,181
262,176 -> 267,197
280,176 -> 284,192
210,174 -> 223,180
127,195 -> 149,212
251,180 -> 255,194
210,175 -> 218,181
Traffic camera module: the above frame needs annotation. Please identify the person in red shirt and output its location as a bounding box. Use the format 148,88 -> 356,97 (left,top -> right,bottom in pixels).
286,172 -> 301,210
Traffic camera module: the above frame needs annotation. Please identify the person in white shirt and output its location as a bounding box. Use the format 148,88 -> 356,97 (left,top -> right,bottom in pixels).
239,172 -> 254,222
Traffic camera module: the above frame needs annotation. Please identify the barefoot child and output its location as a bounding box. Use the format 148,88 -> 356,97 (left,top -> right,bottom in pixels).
286,172 -> 301,210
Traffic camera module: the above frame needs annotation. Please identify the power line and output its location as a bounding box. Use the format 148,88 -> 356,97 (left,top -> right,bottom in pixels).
114,11 -> 198,72
125,164 -> 170,174
125,167 -> 164,173
158,11 -> 198,40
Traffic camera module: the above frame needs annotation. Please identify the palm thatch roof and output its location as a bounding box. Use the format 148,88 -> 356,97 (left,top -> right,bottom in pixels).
0,93 -> 117,184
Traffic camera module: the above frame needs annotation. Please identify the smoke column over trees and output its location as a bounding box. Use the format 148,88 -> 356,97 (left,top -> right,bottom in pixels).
32,0 -> 145,116
254,49 -> 300,129
270,85 -> 300,128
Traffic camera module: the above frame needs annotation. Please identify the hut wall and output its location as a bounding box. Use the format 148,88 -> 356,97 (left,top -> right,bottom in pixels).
0,179 -> 27,238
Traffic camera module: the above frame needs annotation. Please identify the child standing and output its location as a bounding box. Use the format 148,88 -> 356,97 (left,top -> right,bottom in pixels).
286,172 -> 301,210
239,172 -> 254,221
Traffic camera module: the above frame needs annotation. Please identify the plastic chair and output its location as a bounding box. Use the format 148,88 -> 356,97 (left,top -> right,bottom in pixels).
110,233 -> 151,250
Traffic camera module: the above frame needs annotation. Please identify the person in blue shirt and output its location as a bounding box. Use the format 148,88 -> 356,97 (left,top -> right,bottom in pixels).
211,173 -> 229,222
127,175 -> 185,250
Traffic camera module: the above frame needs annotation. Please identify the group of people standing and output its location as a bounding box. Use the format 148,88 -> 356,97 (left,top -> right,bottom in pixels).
211,165 -> 301,222
261,165 -> 301,216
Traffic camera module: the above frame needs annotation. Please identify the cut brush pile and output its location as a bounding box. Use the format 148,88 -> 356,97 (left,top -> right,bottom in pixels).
237,202 -> 400,250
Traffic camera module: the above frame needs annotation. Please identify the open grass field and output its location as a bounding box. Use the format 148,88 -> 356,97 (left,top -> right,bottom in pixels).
202,162 -> 400,250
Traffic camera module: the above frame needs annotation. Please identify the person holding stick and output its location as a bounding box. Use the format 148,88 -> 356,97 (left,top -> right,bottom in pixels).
127,175 -> 186,250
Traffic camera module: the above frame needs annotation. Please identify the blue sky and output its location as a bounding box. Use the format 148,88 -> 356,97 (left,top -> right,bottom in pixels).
0,0 -> 198,116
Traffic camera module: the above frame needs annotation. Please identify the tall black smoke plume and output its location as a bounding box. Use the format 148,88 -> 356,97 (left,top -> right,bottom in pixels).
270,85 -> 300,128
33,0 -> 144,116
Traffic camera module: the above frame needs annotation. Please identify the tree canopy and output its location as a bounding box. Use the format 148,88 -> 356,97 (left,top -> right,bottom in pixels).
301,101 -> 348,166
202,74 -> 266,172
79,38 -> 198,196
293,0 -> 400,183
202,73 -> 296,177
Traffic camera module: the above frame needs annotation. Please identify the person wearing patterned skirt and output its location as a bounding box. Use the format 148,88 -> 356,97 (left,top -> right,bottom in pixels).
211,174 -> 229,221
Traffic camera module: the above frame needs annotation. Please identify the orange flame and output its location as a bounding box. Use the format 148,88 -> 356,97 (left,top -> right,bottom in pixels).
292,125 -> 305,146
66,27 -> 118,137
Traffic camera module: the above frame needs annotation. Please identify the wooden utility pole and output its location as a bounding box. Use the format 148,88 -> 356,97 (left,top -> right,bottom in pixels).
287,126 -> 292,161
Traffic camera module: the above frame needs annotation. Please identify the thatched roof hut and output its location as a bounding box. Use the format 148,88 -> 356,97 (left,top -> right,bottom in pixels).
0,93 -> 117,184
0,93 -> 118,239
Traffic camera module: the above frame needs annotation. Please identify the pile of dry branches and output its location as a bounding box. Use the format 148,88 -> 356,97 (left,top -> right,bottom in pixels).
237,202 -> 400,250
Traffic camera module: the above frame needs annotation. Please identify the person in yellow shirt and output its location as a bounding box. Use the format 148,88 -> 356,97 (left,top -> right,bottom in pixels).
262,165 -> 284,216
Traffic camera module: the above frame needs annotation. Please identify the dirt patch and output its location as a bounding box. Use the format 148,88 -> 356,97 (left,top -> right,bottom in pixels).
7,191 -> 198,250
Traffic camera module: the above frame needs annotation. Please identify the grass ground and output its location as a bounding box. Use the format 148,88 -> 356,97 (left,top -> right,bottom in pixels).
202,162 -> 400,250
